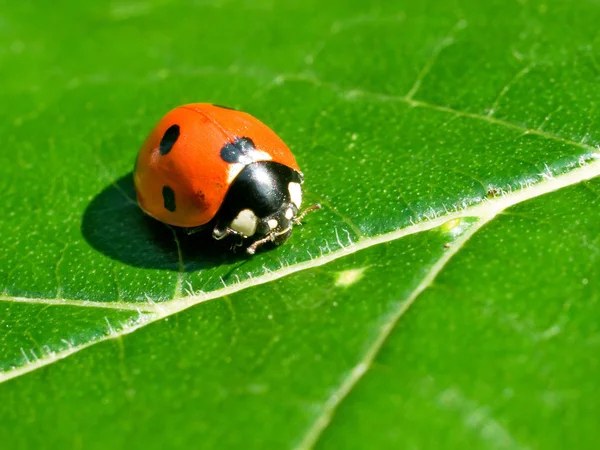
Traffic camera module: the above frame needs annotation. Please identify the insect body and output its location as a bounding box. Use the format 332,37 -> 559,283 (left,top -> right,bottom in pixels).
134,103 -> 319,254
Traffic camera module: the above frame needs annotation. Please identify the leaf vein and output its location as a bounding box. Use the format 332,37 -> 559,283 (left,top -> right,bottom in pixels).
294,215 -> 490,450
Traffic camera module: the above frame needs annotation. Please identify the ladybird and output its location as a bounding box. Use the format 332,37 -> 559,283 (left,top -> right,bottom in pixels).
134,103 -> 320,254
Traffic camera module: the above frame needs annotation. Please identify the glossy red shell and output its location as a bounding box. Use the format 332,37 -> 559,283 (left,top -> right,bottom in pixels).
134,103 -> 300,228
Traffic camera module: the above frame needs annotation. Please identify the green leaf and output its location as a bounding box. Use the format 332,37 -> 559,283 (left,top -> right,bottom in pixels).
1,0 -> 599,448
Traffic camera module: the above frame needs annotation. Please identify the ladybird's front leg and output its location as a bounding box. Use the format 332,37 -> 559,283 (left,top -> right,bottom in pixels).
229,235 -> 245,252
293,204 -> 322,226
246,233 -> 275,255
212,223 -> 231,241
212,224 -> 245,241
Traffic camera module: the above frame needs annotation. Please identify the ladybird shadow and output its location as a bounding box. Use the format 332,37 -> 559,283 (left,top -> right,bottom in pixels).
81,173 -> 245,271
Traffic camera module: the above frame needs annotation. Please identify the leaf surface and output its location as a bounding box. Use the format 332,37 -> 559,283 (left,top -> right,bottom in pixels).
1,0 -> 599,448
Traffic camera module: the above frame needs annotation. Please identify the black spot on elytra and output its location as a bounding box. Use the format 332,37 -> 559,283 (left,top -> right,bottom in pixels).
213,104 -> 238,111
220,137 -> 256,164
159,124 -> 180,155
162,186 -> 176,212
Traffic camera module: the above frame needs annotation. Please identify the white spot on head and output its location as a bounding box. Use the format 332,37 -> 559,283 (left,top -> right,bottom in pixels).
288,182 -> 302,208
230,209 -> 258,237
335,267 -> 367,288
285,208 -> 294,220
268,219 -> 278,230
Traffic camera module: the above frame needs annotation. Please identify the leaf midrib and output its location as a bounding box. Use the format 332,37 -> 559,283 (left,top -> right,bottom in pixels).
1,157 -> 599,387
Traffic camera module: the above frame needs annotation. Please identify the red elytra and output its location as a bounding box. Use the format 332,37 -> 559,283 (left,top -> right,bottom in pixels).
134,103 -> 299,228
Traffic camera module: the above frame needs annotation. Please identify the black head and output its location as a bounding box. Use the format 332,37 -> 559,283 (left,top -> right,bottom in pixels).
212,161 -> 307,253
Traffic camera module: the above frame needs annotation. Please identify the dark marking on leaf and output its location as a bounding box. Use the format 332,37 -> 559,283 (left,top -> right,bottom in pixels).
162,186 -> 176,212
159,124 -> 180,156
486,187 -> 500,198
